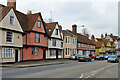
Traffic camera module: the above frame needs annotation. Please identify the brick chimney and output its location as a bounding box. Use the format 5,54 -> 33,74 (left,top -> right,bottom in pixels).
72,24 -> 77,33
91,35 -> 95,40
58,25 -> 62,31
105,33 -> 107,38
7,0 -> 16,10
101,34 -> 104,39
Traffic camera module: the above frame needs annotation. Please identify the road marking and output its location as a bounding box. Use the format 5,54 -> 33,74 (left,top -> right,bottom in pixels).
80,74 -> 84,78
20,68 -> 27,70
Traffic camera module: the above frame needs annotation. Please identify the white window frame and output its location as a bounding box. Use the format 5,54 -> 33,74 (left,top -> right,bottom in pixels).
78,43 -> 80,48
2,48 -> 13,58
5,31 -> 13,43
9,16 -> 15,25
65,48 -> 70,56
82,44 -> 84,48
65,37 -> 70,44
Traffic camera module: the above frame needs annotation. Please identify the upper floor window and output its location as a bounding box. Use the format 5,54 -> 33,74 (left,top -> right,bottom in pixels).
35,33 -> 40,43
72,38 -> 76,45
88,45 -> 89,49
65,37 -> 70,44
10,16 -> 15,25
61,42 -> 63,47
102,47 -> 104,51
53,39 -> 56,46
78,43 -> 80,47
55,29 -> 58,35
91,45 -> 92,49
38,21 -> 41,28
32,47 -> 39,55
6,31 -> 13,43
82,44 -> 84,48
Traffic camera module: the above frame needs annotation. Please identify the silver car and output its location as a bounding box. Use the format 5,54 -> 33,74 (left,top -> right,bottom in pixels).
69,54 -> 78,60
108,55 -> 119,63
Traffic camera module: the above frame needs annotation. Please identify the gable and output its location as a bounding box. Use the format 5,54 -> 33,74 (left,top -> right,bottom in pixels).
0,8 -> 23,32
106,36 -> 113,41
51,24 -> 61,39
32,16 -> 45,33
106,41 -> 111,47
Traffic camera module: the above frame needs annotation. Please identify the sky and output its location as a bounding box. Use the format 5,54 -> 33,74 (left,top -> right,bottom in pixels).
1,0 -> 119,38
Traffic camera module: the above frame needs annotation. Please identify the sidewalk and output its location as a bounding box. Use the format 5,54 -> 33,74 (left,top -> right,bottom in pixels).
1,59 -> 77,68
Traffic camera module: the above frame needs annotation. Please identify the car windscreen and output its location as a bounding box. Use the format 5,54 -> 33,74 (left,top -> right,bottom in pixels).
109,56 -> 117,58
79,55 -> 86,57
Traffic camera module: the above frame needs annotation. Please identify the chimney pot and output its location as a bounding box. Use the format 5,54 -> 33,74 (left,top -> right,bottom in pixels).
27,10 -> 32,15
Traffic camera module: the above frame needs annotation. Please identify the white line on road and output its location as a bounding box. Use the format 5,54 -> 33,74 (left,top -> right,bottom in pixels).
80,74 -> 84,78
20,68 -> 27,70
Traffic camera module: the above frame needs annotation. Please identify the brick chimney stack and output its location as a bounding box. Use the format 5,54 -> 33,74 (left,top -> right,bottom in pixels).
72,24 -> 77,33
7,0 -> 16,10
58,25 -> 62,31
101,34 -> 104,39
91,35 -> 95,40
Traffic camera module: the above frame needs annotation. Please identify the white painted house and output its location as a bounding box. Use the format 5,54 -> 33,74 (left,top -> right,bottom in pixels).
45,22 -> 63,59
0,1 -> 23,63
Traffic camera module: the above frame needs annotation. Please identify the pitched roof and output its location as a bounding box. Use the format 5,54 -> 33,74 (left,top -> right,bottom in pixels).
109,35 -> 118,41
45,22 -> 58,36
68,30 -> 95,45
61,30 -> 76,37
94,41 -> 103,48
0,5 -> 46,32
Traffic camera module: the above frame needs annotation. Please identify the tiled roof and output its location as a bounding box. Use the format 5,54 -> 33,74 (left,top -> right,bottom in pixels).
109,35 -> 118,41
68,30 -> 95,45
61,30 -> 76,37
45,22 -> 58,36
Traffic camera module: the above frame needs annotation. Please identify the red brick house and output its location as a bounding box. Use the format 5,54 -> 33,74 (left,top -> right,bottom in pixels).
68,24 -> 96,56
16,11 -> 48,61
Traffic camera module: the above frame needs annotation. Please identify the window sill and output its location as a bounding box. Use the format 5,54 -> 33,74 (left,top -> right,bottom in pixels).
5,42 -> 13,44
2,57 -> 14,59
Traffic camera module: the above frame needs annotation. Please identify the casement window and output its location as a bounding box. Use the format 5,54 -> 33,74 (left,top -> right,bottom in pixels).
65,48 -> 70,56
82,44 -> 84,48
55,29 -> 58,35
102,47 -> 104,51
72,39 -> 76,45
6,31 -> 13,43
73,49 -> 77,54
50,50 -> 56,56
61,42 -> 63,47
91,45 -> 92,49
65,37 -> 70,44
31,47 -> 39,55
37,21 -> 41,28
10,16 -> 15,25
2,48 -> 13,58
78,43 -> 80,48
88,45 -> 89,49
35,33 -> 40,42
52,39 -> 56,46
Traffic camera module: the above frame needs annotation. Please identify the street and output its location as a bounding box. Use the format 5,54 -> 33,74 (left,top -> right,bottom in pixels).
2,60 -> 119,79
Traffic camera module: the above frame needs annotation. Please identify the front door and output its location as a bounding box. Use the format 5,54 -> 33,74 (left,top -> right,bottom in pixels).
56,50 -> 58,59
15,50 -> 19,62
43,50 -> 46,59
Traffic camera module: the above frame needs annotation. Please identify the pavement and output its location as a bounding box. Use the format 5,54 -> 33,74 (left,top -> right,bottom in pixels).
2,60 -> 119,79
1,59 -> 77,68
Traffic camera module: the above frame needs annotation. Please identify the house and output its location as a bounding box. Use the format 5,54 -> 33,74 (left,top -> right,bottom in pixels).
0,0 -> 23,63
61,30 -> 77,58
68,24 -> 96,56
105,33 -> 119,55
45,22 -> 63,59
91,34 -> 116,56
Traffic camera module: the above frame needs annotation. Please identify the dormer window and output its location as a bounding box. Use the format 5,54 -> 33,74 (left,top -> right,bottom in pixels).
10,16 -> 15,25
55,29 -> 58,35
37,21 -> 41,28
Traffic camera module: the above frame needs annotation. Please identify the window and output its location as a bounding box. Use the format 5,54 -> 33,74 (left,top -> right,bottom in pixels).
78,43 -> 80,47
73,49 -> 77,54
72,39 -> 76,45
65,37 -> 70,44
61,42 -> 63,47
2,48 -> 13,58
55,29 -> 58,35
102,47 -> 104,51
65,48 -> 70,56
37,21 -> 41,28
32,47 -> 39,55
82,44 -> 84,48
53,39 -> 56,46
35,33 -> 40,42
10,16 -> 15,25
91,45 -> 92,49
50,50 -> 56,56
88,45 -> 89,49
6,31 -> 13,43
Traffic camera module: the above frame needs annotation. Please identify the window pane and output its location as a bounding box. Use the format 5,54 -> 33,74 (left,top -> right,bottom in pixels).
6,31 -> 13,42
38,21 -> 41,28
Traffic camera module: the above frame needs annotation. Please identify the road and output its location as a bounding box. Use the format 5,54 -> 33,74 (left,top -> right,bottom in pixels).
2,60 -> 119,79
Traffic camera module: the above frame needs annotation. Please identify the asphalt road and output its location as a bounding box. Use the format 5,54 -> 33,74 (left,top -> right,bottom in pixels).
2,60 -> 119,78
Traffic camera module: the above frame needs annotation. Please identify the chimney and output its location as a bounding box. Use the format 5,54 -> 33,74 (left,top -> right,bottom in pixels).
101,34 -> 104,39
110,33 -> 113,36
105,33 -> 107,38
58,25 -> 62,31
72,24 -> 77,33
91,35 -> 95,40
7,0 -> 16,10
27,10 -> 32,15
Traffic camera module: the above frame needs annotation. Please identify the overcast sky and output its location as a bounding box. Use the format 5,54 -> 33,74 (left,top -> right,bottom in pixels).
1,0 -> 119,38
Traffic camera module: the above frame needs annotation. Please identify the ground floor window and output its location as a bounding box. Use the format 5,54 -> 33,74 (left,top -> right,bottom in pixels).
50,50 -> 56,56
78,50 -> 82,55
73,49 -> 77,54
2,48 -> 13,58
65,48 -> 70,56
31,47 -> 39,55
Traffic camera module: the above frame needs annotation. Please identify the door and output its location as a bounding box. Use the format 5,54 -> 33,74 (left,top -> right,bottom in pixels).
15,50 -> 19,62
43,50 -> 46,59
56,50 -> 58,59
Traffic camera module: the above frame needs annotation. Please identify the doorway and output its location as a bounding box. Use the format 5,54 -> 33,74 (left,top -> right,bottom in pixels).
43,50 -> 46,59
15,50 -> 19,62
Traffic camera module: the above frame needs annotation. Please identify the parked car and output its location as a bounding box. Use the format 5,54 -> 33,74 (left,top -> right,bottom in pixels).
69,54 -> 78,60
99,55 -> 104,60
104,54 -> 110,60
89,54 -> 95,59
108,55 -> 119,63
78,55 -> 92,62
94,55 -> 100,60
